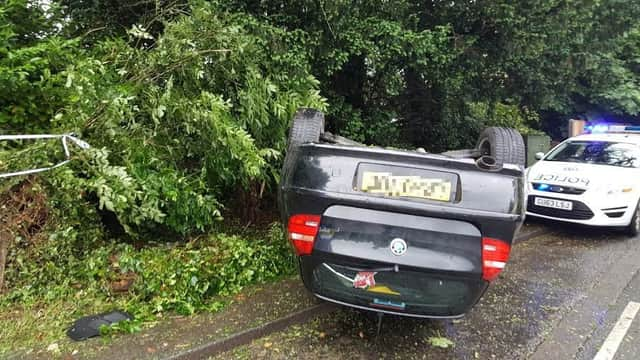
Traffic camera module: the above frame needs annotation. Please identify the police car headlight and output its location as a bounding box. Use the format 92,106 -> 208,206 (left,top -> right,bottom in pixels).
606,186 -> 634,195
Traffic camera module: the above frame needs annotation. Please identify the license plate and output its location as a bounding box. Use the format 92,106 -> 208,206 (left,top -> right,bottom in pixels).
534,197 -> 573,211
360,171 -> 452,202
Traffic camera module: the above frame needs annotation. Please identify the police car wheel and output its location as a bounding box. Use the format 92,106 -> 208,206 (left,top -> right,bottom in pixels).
626,202 -> 640,237
476,127 -> 526,167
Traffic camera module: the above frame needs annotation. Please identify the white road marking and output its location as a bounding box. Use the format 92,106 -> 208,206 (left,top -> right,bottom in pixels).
594,301 -> 640,360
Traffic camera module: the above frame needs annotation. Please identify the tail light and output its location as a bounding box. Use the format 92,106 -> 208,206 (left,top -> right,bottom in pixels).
287,214 -> 321,256
482,237 -> 511,281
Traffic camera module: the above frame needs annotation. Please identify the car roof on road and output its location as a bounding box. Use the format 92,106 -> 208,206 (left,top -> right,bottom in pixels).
568,133 -> 640,145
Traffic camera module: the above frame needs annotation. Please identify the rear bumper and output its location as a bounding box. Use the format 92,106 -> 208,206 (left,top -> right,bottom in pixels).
525,212 -> 631,227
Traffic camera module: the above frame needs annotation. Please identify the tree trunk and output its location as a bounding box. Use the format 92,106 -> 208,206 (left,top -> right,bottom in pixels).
402,66 -> 434,146
0,227 -> 10,292
241,181 -> 260,225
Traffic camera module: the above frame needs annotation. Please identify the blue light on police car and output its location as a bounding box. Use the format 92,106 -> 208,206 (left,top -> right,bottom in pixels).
591,124 -> 609,133
536,183 -> 550,191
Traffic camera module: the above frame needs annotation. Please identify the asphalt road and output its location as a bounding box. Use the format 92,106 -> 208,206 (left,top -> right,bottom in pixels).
215,221 -> 640,360
577,267 -> 640,360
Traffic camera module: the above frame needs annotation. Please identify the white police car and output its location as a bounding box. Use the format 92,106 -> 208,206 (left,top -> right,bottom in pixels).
526,125 -> 640,236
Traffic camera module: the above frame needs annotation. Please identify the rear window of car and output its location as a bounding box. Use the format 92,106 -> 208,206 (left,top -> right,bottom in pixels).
545,140 -> 640,168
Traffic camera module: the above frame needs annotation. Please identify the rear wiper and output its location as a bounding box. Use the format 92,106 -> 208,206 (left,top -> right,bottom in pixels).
323,264 -> 354,282
322,263 -> 400,284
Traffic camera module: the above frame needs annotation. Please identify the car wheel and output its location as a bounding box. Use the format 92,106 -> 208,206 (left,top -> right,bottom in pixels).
625,202 -> 640,237
287,108 -> 325,150
283,108 -> 325,177
476,127 -> 526,167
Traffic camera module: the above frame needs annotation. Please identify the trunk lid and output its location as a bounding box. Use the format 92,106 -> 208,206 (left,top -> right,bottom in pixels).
315,205 -> 482,274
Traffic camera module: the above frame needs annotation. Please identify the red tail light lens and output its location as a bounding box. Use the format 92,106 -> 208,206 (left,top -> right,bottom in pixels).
287,214 -> 321,256
482,237 -> 511,281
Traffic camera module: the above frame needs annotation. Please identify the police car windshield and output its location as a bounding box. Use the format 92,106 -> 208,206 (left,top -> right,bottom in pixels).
545,140 -> 640,168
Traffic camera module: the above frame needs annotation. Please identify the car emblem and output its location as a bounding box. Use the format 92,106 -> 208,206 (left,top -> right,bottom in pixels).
390,238 -> 407,256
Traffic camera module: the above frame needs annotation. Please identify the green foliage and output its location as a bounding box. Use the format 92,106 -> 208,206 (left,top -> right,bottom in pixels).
3,1 -> 325,238
4,0 -> 638,243
0,5 -> 79,133
0,4 -> 314,349
467,102 -> 542,135
0,0 -> 60,47
3,223 -> 293,314
115,225 -> 294,315
578,23 -> 640,115
5,1 -> 640,351
1,222 -> 294,351
56,0 -> 189,41
427,335 -> 454,349
226,0 -> 640,148
223,0 -> 461,147
99,319 -> 142,337
329,100 -> 404,147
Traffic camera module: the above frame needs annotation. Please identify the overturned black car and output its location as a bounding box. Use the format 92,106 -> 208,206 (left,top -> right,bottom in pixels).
279,109 -> 526,318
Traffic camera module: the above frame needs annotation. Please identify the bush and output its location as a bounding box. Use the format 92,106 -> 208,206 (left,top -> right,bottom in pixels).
116,224 -> 295,315
0,0 -> 78,134
2,223 -> 294,316
0,5 -> 316,344
467,102 -> 542,135
2,1 -> 326,241
0,222 -> 294,352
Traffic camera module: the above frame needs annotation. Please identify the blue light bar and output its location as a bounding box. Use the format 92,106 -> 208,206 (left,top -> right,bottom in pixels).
591,124 -> 609,133
583,123 -> 640,134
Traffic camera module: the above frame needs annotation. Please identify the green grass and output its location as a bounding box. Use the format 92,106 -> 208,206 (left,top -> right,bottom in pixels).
0,295 -> 131,355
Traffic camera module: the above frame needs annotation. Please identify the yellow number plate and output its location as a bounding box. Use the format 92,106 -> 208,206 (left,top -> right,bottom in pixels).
360,171 -> 452,202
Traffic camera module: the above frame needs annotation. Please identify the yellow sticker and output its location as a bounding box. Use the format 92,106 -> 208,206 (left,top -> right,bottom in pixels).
360,171 -> 452,201
367,285 -> 401,296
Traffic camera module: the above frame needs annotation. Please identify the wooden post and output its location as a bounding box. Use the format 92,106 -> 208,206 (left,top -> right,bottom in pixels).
568,119 -> 586,138
0,223 -> 10,292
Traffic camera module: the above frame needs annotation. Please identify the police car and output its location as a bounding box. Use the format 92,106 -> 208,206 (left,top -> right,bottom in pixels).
526,125 -> 640,236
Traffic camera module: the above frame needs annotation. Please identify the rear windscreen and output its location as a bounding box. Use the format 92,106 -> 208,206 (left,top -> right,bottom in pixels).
312,262 -> 482,317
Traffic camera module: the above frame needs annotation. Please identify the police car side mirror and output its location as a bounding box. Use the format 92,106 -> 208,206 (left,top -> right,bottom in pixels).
535,152 -> 545,160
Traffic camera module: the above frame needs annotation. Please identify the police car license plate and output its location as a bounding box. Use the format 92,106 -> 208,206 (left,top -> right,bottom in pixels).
534,197 -> 573,211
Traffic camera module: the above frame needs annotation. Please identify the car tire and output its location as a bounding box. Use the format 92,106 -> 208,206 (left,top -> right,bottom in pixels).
283,108 -> 325,178
476,127 -> 526,167
287,108 -> 325,150
625,202 -> 640,237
